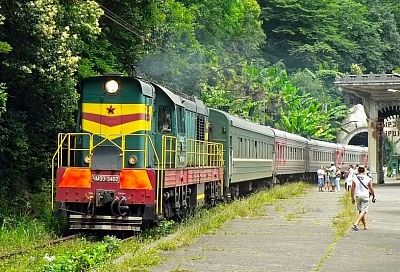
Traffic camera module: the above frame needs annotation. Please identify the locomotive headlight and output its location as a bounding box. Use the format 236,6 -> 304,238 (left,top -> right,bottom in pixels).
84,155 -> 91,164
128,155 -> 138,165
104,80 -> 119,94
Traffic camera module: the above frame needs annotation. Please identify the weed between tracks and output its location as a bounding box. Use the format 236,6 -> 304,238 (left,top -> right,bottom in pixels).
0,217 -> 54,256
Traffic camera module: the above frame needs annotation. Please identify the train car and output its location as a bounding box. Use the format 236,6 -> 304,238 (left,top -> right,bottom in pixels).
271,128 -> 308,182
307,139 -> 338,174
52,76 -> 224,231
208,109 -> 275,198
307,139 -> 368,181
338,143 -> 368,173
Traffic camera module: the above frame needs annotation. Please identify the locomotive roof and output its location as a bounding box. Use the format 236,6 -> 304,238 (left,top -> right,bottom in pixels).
153,83 -> 184,106
81,76 -> 155,97
182,97 -> 208,115
153,83 -> 208,115
209,109 -> 275,137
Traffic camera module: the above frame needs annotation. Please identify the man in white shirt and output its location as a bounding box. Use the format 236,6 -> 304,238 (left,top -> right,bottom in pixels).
328,163 -> 336,192
317,166 -> 325,192
351,165 -> 376,230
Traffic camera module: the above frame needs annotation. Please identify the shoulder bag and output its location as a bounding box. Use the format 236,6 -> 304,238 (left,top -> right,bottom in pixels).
356,175 -> 371,197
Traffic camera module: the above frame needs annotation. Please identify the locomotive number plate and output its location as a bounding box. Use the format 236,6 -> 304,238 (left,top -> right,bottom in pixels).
92,174 -> 120,182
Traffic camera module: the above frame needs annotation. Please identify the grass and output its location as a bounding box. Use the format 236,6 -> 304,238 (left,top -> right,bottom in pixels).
314,193 -> 356,271
0,217 -> 55,256
0,236 -> 100,272
97,182 -> 308,272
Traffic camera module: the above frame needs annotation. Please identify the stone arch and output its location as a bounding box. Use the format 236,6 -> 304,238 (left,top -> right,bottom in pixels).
378,104 -> 400,119
342,127 -> 368,146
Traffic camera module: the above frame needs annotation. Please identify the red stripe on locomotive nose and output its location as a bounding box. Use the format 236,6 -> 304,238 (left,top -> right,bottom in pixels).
82,112 -> 147,127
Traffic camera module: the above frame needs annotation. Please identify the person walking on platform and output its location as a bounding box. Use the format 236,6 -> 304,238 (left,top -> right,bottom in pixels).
324,167 -> 330,191
335,165 -> 341,192
351,165 -> 376,231
328,163 -> 336,192
317,166 -> 325,192
345,165 -> 354,192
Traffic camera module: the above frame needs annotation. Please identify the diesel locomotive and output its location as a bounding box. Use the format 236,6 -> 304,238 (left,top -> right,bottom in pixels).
52,75 -> 368,231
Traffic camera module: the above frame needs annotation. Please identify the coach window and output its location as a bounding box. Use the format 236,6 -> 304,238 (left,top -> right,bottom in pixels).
239,138 -> 242,157
263,142 -> 266,158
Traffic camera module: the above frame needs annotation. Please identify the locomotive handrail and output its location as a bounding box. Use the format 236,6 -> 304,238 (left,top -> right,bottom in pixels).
160,136 -> 225,203
51,132 -> 92,209
51,132 -> 162,211
124,133 -> 163,214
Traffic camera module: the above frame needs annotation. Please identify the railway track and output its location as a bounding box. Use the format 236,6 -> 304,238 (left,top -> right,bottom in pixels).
0,234 -> 78,260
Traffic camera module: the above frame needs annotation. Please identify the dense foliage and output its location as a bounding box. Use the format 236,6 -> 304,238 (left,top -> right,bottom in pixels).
0,0 -> 400,220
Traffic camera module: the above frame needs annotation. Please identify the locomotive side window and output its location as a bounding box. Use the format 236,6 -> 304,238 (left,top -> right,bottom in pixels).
158,105 -> 172,133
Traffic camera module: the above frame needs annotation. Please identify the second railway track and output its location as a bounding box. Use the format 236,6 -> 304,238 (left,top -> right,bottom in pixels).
0,234 -> 78,260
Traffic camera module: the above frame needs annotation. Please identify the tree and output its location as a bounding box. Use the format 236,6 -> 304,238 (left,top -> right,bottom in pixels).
0,0 -> 103,217
0,5 -> 11,118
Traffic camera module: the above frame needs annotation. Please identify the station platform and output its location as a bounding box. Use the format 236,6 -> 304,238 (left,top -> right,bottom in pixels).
152,179 -> 400,271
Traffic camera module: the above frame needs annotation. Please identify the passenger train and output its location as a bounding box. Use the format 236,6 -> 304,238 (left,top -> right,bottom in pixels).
52,75 -> 368,231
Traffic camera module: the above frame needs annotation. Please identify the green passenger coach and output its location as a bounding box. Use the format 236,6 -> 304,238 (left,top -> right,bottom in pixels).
209,109 -> 275,198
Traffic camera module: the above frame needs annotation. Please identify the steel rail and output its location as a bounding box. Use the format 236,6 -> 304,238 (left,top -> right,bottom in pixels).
0,234 -> 78,260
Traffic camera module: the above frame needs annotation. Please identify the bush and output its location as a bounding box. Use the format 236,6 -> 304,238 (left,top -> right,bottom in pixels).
44,236 -> 120,272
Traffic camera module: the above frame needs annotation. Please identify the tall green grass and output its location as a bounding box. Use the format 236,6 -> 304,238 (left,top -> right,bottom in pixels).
0,182 -> 65,256
0,216 -> 55,255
